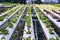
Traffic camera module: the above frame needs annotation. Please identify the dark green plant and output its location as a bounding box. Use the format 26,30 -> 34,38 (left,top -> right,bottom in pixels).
49,38 -> 55,40
46,22 -> 51,28
12,16 -> 18,23
26,36 -> 31,40
0,29 -> 9,34
49,28 -> 53,34
27,28 -> 31,34
56,37 -> 59,40
0,17 -> 4,21
7,21 -> 13,28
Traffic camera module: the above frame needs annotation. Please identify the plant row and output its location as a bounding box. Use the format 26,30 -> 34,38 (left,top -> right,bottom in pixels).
0,5 -> 21,21
35,7 -> 59,40
0,5 -> 25,40
36,5 -> 60,29
23,5 -> 35,40
26,5 -> 31,27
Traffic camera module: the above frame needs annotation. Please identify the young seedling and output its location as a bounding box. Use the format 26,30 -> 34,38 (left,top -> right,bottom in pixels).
7,21 -> 13,28
49,38 -> 55,40
26,36 -> 31,40
49,28 -> 54,34
0,17 -> 4,21
0,29 -> 9,34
